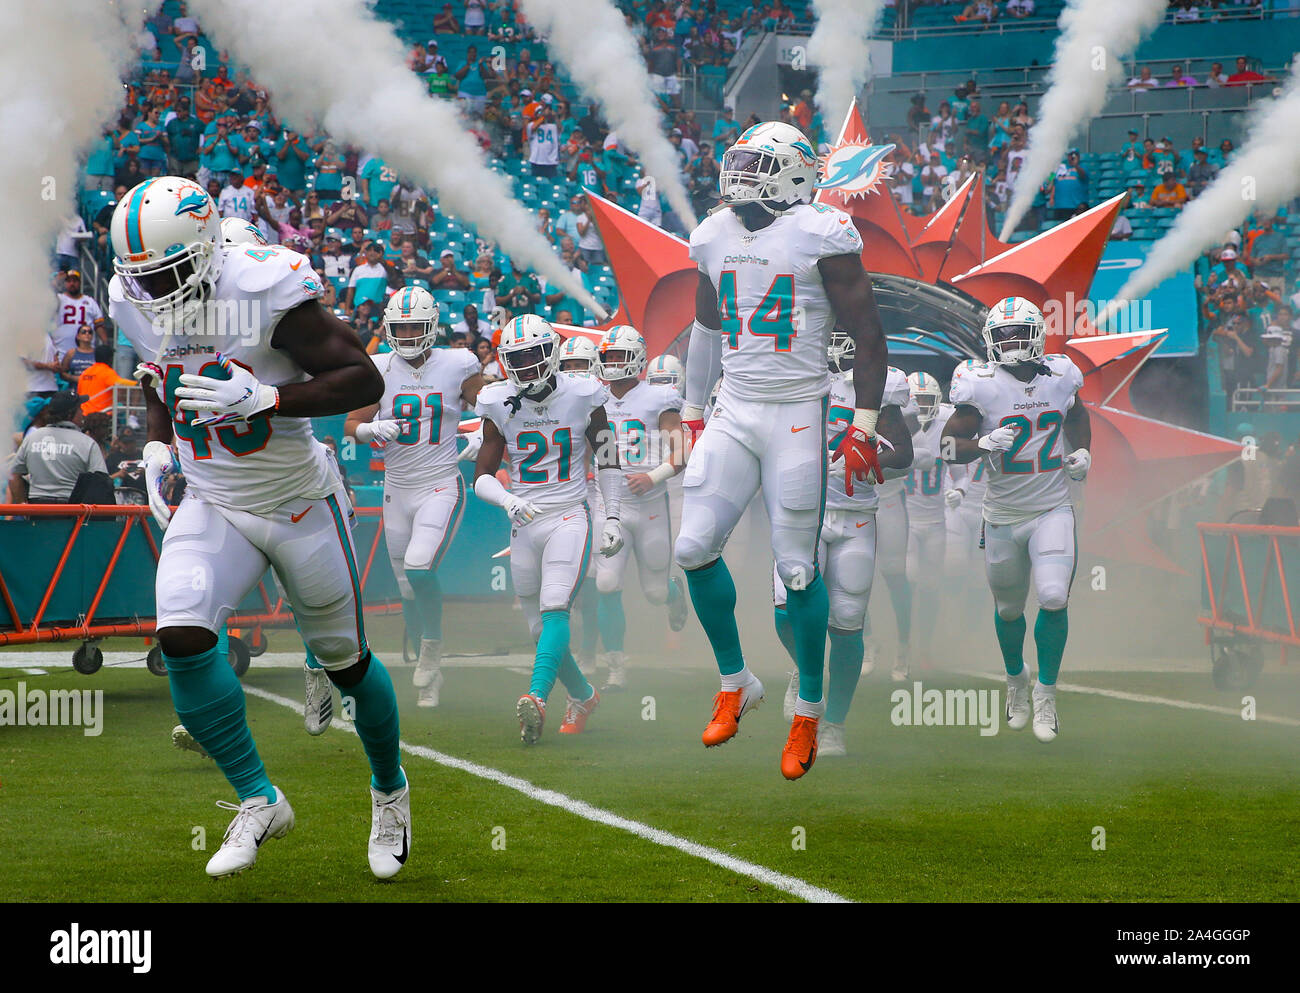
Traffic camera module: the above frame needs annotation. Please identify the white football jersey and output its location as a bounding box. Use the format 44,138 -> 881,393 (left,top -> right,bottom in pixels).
476,372 -> 609,514
949,354 -> 1084,525
904,402 -> 956,527
604,380 -> 684,501
109,245 -> 334,515
373,347 -> 481,489
826,366 -> 912,512
53,293 -> 104,353
689,202 -> 862,405
949,453 -> 989,505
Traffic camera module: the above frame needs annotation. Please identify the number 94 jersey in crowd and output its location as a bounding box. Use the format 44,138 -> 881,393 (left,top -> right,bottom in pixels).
949,354 -> 1084,526
373,347 -> 482,488
109,245 -> 334,514
475,372 -> 610,514
689,202 -> 862,404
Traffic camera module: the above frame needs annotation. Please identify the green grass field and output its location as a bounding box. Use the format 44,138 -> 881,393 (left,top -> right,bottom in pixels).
3,605 -> 1299,903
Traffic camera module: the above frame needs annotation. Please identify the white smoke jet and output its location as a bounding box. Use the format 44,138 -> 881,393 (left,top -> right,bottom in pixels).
0,0 -> 138,422
999,0 -> 1166,239
1103,57 -> 1300,326
518,0 -> 697,230
808,0 -> 886,134
188,0 -> 605,318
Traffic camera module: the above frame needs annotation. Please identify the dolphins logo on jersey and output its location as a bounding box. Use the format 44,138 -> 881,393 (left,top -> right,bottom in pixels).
815,142 -> 895,200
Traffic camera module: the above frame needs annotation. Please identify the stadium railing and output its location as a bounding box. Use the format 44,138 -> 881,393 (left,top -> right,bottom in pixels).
1199,521 -> 1300,662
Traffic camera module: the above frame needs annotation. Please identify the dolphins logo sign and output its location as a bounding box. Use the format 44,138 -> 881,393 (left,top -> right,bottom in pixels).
816,142 -> 896,201
173,185 -> 214,222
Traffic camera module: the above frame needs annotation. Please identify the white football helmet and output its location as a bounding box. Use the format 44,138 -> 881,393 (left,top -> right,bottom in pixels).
498,314 -> 559,397
598,324 -> 647,381
720,122 -> 818,215
558,334 -> 600,376
907,371 -> 943,426
111,176 -> 223,325
220,216 -> 268,246
646,353 -> 684,392
828,328 -> 855,371
983,296 -> 1046,366
384,286 -> 441,359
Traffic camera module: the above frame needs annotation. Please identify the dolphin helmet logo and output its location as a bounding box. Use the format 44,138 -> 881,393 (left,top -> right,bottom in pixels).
174,187 -> 214,221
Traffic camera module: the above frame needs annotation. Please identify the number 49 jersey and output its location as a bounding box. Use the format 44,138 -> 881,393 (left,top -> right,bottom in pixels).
373,347 -> 481,489
949,354 -> 1084,526
690,202 -> 862,405
476,372 -> 610,514
109,244 -> 333,515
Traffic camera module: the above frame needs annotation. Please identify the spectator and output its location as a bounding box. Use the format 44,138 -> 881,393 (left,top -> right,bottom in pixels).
1209,247 -> 1250,292
575,202 -> 606,266
1149,168 -> 1189,208
325,194 -> 369,233
218,168 -> 254,220
1213,313 -> 1255,400
526,106 -> 560,178
1205,61 -> 1230,87
452,304 -> 492,342
164,100 -> 202,176
635,173 -> 663,226
359,154 -> 398,210
1187,148 -> 1218,196
431,249 -> 471,290
1111,211 -> 1133,240
646,28 -> 682,109
8,392 -> 108,504
312,140 -> 346,201
54,270 -> 107,351
1262,324 -> 1292,392
346,242 -> 390,313
919,151 -> 949,209
1048,150 -> 1089,220
433,3 -> 460,33
318,232 -> 351,286
1245,216 -> 1290,292
690,143 -> 721,215
456,46 -> 490,115
713,103 -> 741,154
536,206 -> 555,242
907,93 -> 931,132
962,99 -> 989,163
173,1 -> 200,49
791,90 -> 814,134
1006,0 -> 1035,16
496,259 -> 541,316
464,0 -> 488,35
1226,56 -> 1273,87
1164,63 -> 1197,87
76,346 -> 137,416
59,325 -> 98,388
1127,66 -> 1159,91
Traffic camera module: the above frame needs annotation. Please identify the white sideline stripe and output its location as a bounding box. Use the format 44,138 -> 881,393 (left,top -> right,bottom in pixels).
965,671 -> 1300,728
243,685 -> 851,904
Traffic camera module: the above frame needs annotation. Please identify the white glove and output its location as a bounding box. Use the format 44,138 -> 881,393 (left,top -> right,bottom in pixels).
599,517 -> 624,557
977,425 -> 1017,452
134,361 -> 164,391
503,493 -> 540,527
458,425 -> 484,462
141,440 -> 176,530
355,419 -> 402,445
1064,448 -> 1091,480
944,488 -> 964,510
175,353 -> 278,427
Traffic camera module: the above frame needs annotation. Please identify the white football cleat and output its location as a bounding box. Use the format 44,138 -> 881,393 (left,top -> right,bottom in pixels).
172,724 -> 210,759
417,668 -> 444,709
206,789 -> 294,878
861,638 -> 877,678
368,769 -> 411,879
1032,683 -> 1058,743
517,693 -> 546,744
1005,665 -> 1032,731
304,664 -> 332,735
576,653 -> 596,677
817,720 -> 847,757
602,650 -> 627,691
782,670 -> 799,724
891,644 -> 910,683
413,639 -> 441,688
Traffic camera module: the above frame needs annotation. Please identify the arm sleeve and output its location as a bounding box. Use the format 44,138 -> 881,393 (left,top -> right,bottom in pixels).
683,320 -> 722,411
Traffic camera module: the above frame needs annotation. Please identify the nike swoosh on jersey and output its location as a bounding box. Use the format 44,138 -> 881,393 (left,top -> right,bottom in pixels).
290,507 -> 312,523
855,521 -> 869,528
790,425 -> 810,433
289,260 -> 302,270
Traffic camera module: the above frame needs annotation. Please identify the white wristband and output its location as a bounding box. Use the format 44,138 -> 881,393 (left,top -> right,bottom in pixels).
646,462 -> 677,485
852,408 -> 879,437
681,403 -> 705,422
473,472 -> 510,509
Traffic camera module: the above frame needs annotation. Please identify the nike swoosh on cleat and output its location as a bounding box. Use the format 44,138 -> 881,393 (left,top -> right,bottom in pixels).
395,832 -> 409,865
799,756 -> 814,771
255,824 -> 271,847
290,507 -> 312,523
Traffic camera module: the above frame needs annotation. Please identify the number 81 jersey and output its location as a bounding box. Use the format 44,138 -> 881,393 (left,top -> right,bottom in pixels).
949,354 -> 1084,525
373,348 -> 481,488
689,202 -> 862,404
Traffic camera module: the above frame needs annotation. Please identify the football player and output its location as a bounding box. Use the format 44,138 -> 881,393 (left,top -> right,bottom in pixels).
473,316 -> 624,743
944,429 -> 990,632
110,177 -> 408,879
646,354 -> 685,391
776,329 -> 913,756
943,297 -> 1090,743
345,286 -> 483,708
676,121 -> 890,780
558,334 -> 600,375
903,371 -> 953,670
872,441 -> 913,681
595,326 -> 688,689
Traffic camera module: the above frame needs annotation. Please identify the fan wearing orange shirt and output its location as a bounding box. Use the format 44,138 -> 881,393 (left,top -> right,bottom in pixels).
77,346 -> 138,415
1148,171 -> 1189,209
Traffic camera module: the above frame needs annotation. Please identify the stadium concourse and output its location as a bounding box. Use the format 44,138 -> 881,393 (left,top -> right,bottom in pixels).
2,0 -> 1300,918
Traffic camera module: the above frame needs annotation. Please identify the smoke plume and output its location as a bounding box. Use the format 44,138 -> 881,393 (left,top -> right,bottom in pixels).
808,0 -> 887,135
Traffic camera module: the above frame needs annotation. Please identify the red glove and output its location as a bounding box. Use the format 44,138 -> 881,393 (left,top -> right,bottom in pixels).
832,424 -> 884,496
681,404 -> 706,452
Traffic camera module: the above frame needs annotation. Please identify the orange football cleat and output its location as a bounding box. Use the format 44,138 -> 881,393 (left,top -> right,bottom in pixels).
701,676 -> 763,747
781,715 -> 820,780
558,689 -> 600,735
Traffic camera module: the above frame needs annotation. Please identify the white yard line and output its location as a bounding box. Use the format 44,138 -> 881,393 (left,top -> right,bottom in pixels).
243,685 -> 851,904
963,670 -> 1300,728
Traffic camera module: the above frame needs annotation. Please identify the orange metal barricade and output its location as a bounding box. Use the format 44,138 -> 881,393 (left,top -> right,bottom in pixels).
0,504 -> 398,648
1197,521 -> 1299,662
